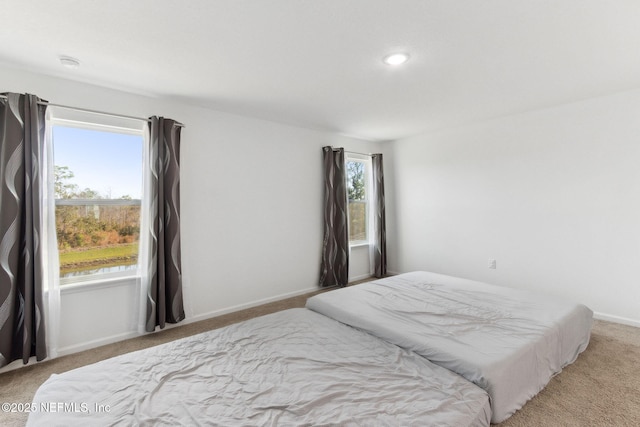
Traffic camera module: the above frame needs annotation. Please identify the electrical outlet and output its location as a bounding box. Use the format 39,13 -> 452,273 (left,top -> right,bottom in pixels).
488,259 -> 496,269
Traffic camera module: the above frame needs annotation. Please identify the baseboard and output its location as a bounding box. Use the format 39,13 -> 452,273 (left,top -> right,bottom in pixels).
57,331 -> 142,357
0,356 -> 40,374
185,286 -> 319,325
349,273 -> 374,282
593,312 -> 640,328
0,331 -> 146,373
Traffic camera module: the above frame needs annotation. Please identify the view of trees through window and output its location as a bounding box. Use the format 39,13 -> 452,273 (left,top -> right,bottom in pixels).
53,125 -> 143,280
347,160 -> 367,242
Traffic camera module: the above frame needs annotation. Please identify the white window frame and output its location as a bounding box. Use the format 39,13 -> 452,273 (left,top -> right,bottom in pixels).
345,153 -> 373,247
47,107 -> 146,287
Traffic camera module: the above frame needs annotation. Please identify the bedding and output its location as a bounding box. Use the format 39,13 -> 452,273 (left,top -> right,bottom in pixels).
28,308 -> 491,426
306,271 -> 593,423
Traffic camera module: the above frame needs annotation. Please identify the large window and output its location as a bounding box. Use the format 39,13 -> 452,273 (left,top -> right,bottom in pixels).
50,113 -> 145,284
346,156 -> 371,244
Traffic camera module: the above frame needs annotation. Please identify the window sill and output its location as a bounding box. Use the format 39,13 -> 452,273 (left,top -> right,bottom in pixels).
60,275 -> 140,295
349,242 -> 370,248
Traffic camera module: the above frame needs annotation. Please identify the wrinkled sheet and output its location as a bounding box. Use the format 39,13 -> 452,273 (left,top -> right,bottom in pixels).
306,271 -> 593,423
28,308 -> 490,427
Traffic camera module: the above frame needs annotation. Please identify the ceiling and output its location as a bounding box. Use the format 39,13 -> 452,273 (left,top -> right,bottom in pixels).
2,1 -> 640,141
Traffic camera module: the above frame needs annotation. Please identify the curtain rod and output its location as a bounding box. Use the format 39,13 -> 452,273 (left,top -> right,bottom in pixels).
345,150 -> 376,157
0,94 -> 185,128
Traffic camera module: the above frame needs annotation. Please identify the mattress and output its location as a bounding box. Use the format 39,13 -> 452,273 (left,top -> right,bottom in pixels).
28,308 -> 490,426
306,271 -> 593,423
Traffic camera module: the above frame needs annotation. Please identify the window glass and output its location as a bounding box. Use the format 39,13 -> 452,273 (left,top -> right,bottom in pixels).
52,125 -> 143,282
346,159 -> 368,243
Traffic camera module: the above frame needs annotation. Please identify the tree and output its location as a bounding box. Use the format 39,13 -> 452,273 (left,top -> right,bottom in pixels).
54,165 -> 110,249
347,161 -> 365,201
54,165 -> 78,199
54,165 -> 102,199
75,188 -> 101,199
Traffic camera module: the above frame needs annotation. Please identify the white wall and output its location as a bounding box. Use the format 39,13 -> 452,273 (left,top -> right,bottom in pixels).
387,89 -> 640,326
1,65 -> 383,356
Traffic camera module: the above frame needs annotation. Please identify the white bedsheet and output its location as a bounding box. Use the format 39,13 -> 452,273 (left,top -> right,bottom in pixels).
28,308 -> 490,426
306,271 -> 593,423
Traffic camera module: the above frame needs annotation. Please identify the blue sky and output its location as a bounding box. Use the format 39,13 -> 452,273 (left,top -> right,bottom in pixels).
53,126 -> 143,199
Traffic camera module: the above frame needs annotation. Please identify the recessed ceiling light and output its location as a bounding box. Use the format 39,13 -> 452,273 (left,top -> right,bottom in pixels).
59,56 -> 80,70
383,53 -> 410,66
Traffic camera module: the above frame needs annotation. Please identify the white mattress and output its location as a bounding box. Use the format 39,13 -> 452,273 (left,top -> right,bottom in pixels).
28,308 -> 490,426
306,271 -> 593,423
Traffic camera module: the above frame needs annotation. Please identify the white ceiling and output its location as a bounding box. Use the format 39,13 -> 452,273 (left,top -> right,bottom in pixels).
2,0 -> 640,141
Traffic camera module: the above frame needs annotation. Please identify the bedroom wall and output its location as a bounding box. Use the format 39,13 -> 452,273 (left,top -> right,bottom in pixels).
386,88 -> 640,326
0,64 -> 383,357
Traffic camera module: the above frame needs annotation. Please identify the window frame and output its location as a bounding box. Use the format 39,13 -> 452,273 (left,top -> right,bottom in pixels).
47,107 -> 147,287
345,153 -> 373,247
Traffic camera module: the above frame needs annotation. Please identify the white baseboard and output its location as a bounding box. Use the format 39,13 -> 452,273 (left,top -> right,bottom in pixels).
349,273 -> 374,282
0,356 -> 39,374
57,331 -> 142,357
185,286 -> 319,325
1,331 -> 144,373
593,312 -> 640,328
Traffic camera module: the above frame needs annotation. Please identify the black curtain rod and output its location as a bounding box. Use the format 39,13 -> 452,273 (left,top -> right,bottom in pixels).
0,94 -> 185,128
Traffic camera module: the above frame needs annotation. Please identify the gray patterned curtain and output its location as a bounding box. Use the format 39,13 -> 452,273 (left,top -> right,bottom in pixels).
0,93 -> 47,367
145,117 -> 185,332
371,154 -> 387,278
320,146 -> 349,287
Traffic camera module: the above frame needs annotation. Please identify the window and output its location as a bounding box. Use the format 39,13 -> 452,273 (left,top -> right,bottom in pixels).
49,110 -> 145,285
346,156 -> 371,245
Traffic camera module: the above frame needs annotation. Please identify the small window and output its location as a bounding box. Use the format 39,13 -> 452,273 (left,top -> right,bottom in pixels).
346,157 -> 370,244
50,111 -> 145,284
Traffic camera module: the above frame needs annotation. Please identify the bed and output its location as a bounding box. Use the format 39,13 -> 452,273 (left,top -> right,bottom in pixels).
306,271 -> 593,423
28,308 -> 491,426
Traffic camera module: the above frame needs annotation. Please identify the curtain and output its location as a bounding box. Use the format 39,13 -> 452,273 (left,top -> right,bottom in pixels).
42,109 -> 60,360
371,154 -> 387,278
320,146 -> 349,287
0,93 -> 48,367
144,117 -> 185,332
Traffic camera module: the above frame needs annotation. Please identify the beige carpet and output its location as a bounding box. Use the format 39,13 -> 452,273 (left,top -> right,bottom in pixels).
1,289 -> 639,426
